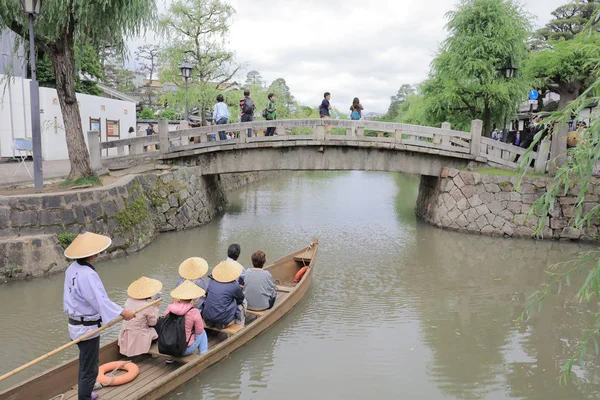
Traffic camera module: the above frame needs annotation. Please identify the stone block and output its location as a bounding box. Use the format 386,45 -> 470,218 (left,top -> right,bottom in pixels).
472,173 -> 482,185
461,185 -> 475,198
479,192 -> 495,204
0,208 -> 10,229
44,225 -> 64,236
514,227 -> 534,237
161,173 -> 174,184
562,205 -> 575,219
486,213 -> 496,225
561,227 -> 581,240
502,222 -> 515,236
466,222 -> 479,231
481,174 -> 495,184
495,192 -> 511,201
0,228 -> 18,238
499,182 -> 514,192
450,188 -> 464,202
464,208 -> 479,223
467,195 -> 482,208
72,205 -> 86,223
179,189 -> 191,201
509,193 -> 522,202
499,209 -> 514,221
481,225 -> 498,235
514,214 -> 529,226
12,210 -> 38,227
78,192 -> 94,203
521,204 -> 533,214
506,201 -> 522,214
85,203 -> 103,221
550,218 -> 568,230
19,227 -> 45,236
584,195 -> 599,202
440,167 -> 449,178
42,195 -> 63,209
475,204 -> 490,216
454,175 -> 465,189
103,201 -> 119,218
583,203 -> 597,215
492,216 -> 506,229
15,197 -> 42,211
459,171 -> 475,185
455,214 -> 469,228
447,168 -> 459,178
488,201 -> 505,214
63,194 -> 78,204
485,184 -> 501,193
447,207 -> 462,220
456,198 -> 469,212
475,215 -> 488,230
558,196 -> 577,205
475,184 -> 487,195
168,194 -> 179,208
582,226 -> 598,236
39,210 -> 61,226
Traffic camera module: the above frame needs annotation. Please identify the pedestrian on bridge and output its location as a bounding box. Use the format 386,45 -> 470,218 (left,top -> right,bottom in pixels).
350,97 -> 363,120
265,93 -> 277,136
240,89 -> 255,138
319,92 -> 332,134
213,94 -> 230,141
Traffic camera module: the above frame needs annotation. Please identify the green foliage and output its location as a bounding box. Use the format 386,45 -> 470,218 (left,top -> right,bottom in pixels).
421,0 -> 532,135
58,176 -> 102,187
159,108 -> 178,120
115,195 -> 150,233
384,84 -> 415,120
57,232 -> 76,249
138,107 -> 156,119
533,1 -> 600,44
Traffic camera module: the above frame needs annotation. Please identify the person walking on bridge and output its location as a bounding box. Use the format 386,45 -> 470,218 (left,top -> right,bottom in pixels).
319,92 -> 332,134
350,97 -> 363,120
240,89 -> 255,138
63,232 -> 135,400
213,94 -> 229,141
265,93 -> 277,136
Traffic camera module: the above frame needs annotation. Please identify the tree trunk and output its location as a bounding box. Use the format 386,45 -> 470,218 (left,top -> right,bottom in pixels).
48,26 -> 95,181
482,105 -> 492,137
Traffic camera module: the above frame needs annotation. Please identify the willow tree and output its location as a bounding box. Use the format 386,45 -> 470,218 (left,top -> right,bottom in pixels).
0,0 -> 155,180
159,0 -> 240,126
421,0 -> 531,135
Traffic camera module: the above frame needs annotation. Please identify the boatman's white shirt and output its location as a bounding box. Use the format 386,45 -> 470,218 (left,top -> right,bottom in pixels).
63,261 -> 123,340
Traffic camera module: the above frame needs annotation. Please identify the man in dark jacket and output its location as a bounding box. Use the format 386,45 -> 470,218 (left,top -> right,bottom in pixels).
240,89 -> 255,138
202,261 -> 246,328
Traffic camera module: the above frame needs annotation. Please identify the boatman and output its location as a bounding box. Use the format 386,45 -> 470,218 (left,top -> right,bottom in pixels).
63,232 -> 135,400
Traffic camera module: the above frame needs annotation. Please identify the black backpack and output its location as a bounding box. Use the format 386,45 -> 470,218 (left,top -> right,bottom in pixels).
243,97 -> 255,115
156,309 -> 194,357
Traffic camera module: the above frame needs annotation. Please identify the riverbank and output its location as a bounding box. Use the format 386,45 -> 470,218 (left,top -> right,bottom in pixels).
0,168 -> 279,282
416,167 -> 599,242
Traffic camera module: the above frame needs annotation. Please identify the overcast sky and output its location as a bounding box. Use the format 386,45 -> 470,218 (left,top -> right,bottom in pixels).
139,0 -> 567,114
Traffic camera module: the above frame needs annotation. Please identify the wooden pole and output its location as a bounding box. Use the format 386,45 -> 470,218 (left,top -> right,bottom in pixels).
0,298 -> 161,383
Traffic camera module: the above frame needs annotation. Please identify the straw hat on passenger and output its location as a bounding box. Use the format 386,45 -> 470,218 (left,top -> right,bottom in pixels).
212,260 -> 244,283
64,232 -> 112,259
178,257 -> 209,280
170,280 -> 206,300
127,277 -> 163,300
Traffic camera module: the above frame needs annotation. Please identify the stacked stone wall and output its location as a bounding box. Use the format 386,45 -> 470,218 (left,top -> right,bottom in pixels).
416,168 -> 600,242
0,169 -> 278,282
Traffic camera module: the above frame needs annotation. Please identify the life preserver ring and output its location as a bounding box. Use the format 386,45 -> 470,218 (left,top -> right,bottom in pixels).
293,266 -> 309,283
96,361 -> 139,386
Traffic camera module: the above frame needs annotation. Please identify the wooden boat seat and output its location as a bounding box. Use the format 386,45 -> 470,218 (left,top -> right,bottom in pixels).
147,342 -> 198,364
293,256 -> 312,263
205,323 -> 243,336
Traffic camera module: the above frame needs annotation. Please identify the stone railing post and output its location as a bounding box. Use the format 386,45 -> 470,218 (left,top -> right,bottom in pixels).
356,126 -> 365,137
179,120 -> 189,145
346,126 -> 354,136
470,119 -> 483,157
534,139 -> 551,174
315,124 -> 325,140
158,118 -> 169,154
549,123 -> 568,175
441,122 -> 451,147
87,130 -> 102,170
238,129 -> 247,143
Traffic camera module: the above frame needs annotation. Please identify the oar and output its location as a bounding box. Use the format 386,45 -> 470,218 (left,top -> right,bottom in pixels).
0,298 -> 161,383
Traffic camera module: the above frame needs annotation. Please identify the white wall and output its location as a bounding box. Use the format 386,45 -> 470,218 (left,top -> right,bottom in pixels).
0,75 -> 136,160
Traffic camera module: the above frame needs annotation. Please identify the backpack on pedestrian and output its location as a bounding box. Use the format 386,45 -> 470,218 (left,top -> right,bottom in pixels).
351,110 -> 360,120
262,108 -> 268,119
156,309 -> 194,357
242,97 -> 255,115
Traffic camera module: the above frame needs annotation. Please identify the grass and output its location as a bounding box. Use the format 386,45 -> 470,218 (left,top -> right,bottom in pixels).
59,176 -> 102,188
470,167 -> 548,179
58,232 -> 76,249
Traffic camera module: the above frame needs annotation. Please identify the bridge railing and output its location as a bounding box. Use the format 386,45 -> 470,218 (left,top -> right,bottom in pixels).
93,118 -> 548,173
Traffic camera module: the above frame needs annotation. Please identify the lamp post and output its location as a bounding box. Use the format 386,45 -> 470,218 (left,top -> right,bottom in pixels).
179,62 -> 193,121
21,0 -> 43,192
499,60 -> 518,139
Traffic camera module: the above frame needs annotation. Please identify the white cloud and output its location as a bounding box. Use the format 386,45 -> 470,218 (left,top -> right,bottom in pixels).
130,0 -> 568,113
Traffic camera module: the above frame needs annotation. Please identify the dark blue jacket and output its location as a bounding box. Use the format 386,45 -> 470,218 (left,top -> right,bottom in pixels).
319,99 -> 330,117
202,279 -> 244,326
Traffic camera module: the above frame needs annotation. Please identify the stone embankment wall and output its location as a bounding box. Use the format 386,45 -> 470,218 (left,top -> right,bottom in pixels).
416,168 -> 600,242
0,169 -> 278,282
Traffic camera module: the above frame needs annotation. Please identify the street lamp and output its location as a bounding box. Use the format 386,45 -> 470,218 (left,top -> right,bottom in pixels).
499,60 -> 518,137
179,62 -> 193,121
21,0 -> 43,192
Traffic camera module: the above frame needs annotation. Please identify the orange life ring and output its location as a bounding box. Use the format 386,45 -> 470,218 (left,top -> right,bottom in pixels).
96,361 -> 139,386
293,266 -> 309,283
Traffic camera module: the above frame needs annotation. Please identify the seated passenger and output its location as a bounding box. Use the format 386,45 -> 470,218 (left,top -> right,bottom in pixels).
244,251 -> 277,311
164,280 -> 208,357
175,257 -> 209,311
226,243 -> 247,285
202,261 -> 246,328
118,277 -> 163,357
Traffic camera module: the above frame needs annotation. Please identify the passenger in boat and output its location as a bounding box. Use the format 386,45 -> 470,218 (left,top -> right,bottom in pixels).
175,257 -> 209,311
118,277 -> 163,357
202,261 -> 247,328
164,280 -> 209,357
63,232 -> 135,400
226,243 -> 247,285
244,250 -> 278,311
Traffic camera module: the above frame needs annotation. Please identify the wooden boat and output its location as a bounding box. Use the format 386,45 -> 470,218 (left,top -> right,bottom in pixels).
0,239 -> 318,400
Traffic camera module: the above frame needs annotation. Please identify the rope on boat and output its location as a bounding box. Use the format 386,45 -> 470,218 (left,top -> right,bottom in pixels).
101,360 -> 132,387
299,243 -> 314,267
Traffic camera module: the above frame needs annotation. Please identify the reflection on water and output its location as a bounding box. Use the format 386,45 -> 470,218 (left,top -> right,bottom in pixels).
0,171 -> 598,399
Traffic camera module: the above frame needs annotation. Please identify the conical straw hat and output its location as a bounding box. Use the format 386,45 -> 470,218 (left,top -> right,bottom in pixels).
127,277 -> 163,300
212,260 -> 244,283
170,280 -> 206,300
178,257 -> 209,280
64,232 -> 112,259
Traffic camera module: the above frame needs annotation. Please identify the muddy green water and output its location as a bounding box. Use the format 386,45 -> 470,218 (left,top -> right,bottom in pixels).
0,171 -> 599,399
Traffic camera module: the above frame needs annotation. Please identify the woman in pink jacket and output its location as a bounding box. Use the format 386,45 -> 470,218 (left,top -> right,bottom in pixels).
164,280 -> 209,357
118,277 -> 163,357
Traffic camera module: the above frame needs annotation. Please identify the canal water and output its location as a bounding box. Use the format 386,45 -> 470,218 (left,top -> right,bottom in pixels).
0,171 -> 598,399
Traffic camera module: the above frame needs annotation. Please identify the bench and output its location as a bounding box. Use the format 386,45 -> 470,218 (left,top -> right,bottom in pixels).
205,323 -> 244,336
293,256 -> 312,263
147,342 -> 198,364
